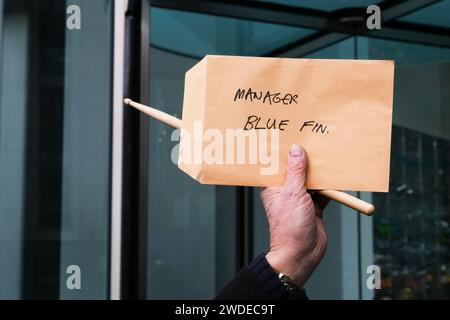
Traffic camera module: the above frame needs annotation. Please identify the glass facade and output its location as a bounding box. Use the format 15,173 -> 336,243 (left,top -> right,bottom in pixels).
150,8 -> 315,58
399,1 -> 450,28
0,0 -> 112,299
363,39 -> 450,299
146,2 -> 450,300
146,46 -> 237,299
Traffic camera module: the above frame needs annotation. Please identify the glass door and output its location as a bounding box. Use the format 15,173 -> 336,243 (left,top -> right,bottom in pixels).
144,0 -> 450,300
0,0 -> 113,299
145,6 -> 319,299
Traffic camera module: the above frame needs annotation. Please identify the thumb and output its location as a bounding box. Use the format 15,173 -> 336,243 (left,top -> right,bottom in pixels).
284,144 -> 308,193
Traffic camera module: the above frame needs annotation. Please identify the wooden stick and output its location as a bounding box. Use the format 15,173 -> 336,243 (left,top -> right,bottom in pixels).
317,190 -> 374,216
124,98 -> 375,216
124,98 -> 182,129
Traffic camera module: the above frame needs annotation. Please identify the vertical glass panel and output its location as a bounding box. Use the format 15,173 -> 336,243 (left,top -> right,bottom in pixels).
0,0 -> 112,299
359,37 -> 450,299
147,11 -> 239,298
59,0 -> 112,299
0,0 -> 27,299
147,45 -> 237,300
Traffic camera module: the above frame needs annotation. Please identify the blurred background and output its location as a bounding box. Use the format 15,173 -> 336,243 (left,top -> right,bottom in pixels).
0,0 -> 449,299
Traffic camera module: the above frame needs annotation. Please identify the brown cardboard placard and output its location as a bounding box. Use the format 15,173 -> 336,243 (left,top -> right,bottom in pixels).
179,55 -> 394,192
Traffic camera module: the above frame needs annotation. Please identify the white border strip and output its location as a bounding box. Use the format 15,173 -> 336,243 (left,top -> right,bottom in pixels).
110,0 -> 127,300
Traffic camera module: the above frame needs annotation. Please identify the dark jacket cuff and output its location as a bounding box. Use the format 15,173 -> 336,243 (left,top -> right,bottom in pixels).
215,253 -> 308,300
247,253 -> 291,299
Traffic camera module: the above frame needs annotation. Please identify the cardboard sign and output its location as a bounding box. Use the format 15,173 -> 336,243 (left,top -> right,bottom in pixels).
179,55 -> 394,192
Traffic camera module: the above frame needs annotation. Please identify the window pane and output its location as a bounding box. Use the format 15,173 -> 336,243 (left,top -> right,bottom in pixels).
359,37 -> 450,299
0,0 -> 112,299
399,0 -> 450,29
151,8 -> 315,58
147,10 -> 239,299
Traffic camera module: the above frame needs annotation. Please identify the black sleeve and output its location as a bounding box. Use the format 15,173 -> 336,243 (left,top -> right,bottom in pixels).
215,254 -> 308,300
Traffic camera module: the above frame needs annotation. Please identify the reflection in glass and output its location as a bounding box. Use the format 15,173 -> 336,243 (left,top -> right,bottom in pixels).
147,47 -> 237,299
399,0 -> 450,28
0,0 -> 112,299
374,127 -> 450,299
150,8 -> 314,58
365,38 -> 450,299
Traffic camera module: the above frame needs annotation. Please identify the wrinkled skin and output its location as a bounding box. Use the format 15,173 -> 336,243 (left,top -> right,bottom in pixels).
262,144 -> 329,286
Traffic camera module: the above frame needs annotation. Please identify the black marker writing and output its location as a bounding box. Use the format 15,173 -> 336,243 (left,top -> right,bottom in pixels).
243,116 -> 330,135
300,121 -> 329,134
244,115 -> 290,131
234,88 -> 298,105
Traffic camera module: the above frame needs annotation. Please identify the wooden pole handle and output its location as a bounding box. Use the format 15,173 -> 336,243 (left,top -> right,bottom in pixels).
124,98 -> 375,216
316,190 -> 374,216
124,98 -> 182,129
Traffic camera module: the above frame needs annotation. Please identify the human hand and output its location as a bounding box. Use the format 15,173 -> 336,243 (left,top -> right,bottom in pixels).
262,144 -> 329,286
